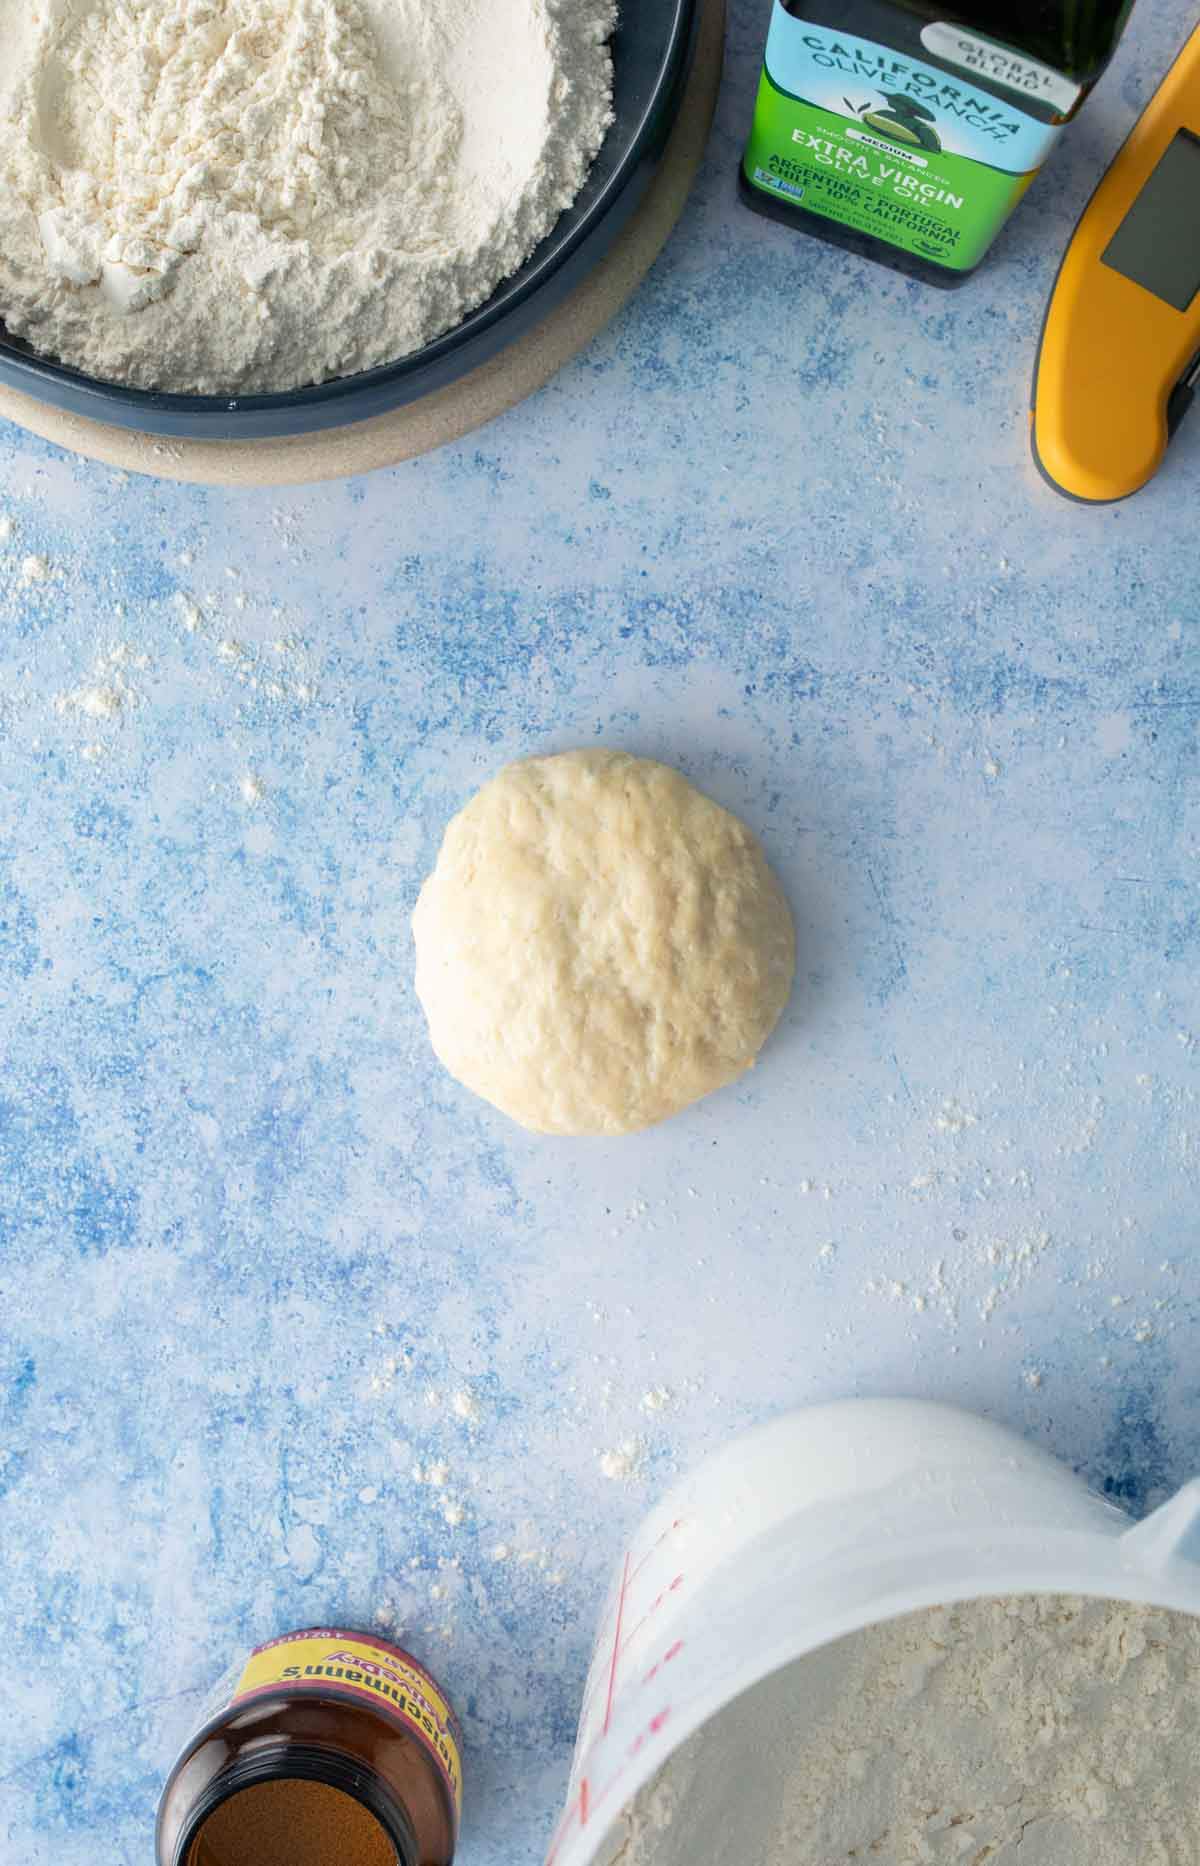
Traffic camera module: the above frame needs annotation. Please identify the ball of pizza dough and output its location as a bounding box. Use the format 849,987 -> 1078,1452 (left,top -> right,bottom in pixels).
411,749 -> 795,1136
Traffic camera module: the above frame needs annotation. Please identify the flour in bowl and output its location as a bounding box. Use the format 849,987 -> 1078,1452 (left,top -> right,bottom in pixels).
0,0 -> 615,393
614,1595 -> 1200,1866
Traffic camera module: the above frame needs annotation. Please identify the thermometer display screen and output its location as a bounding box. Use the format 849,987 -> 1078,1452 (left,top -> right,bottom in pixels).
1102,129 -> 1200,312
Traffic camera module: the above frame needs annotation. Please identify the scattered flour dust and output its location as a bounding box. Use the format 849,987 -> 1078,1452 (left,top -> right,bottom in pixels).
53,642 -> 147,723
615,1596 -> 1200,1866
43,582 -> 319,764
412,1459 -> 450,1488
599,1439 -> 645,1482
450,1388 -> 482,1425
0,0 -> 616,393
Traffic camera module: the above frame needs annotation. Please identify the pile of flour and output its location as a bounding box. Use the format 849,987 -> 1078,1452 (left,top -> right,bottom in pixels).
614,1595 -> 1200,1866
0,0 -> 615,393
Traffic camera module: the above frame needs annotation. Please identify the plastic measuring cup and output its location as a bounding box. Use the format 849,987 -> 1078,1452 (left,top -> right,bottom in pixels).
547,1398 -> 1200,1866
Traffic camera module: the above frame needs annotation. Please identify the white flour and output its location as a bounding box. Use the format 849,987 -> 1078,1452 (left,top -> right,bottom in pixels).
615,1596 -> 1200,1866
0,0 -> 614,393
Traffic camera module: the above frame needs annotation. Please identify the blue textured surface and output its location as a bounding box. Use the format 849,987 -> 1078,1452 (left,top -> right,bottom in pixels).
4,3 -> 1200,1861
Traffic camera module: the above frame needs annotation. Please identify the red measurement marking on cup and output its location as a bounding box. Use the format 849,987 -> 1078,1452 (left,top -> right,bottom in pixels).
580,1615 -> 686,1730
577,1521 -> 686,1727
627,1518 -> 684,1588
641,1639 -> 684,1687
545,1707 -> 676,1866
626,1707 -> 673,1762
617,1575 -> 684,1661
587,1520 -> 685,1662
602,1552 -> 631,1734
549,1641 -> 687,1865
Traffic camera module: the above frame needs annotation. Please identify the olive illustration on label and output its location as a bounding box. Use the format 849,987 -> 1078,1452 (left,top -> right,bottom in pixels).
858,91 -> 942,153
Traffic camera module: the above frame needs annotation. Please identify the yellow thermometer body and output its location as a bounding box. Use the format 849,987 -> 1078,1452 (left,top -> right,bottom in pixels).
1032,22 -> 1200,502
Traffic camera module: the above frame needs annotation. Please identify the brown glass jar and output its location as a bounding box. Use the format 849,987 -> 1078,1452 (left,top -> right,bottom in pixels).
156,1628 -> 462,1866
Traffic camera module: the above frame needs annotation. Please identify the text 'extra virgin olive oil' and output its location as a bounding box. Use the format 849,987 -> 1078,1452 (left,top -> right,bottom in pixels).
740,0 -> 1137,284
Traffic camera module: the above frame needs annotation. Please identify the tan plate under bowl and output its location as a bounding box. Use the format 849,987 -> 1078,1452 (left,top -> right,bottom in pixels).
0,0 -> 724,488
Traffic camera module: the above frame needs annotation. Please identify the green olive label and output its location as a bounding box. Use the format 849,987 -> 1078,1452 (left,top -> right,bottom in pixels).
743,7 -> 1068,271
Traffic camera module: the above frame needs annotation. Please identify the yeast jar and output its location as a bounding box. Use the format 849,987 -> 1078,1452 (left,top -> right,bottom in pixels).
157,1628 -> 462,1866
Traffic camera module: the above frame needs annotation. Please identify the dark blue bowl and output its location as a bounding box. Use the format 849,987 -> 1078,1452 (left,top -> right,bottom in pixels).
0,1 -> 698,440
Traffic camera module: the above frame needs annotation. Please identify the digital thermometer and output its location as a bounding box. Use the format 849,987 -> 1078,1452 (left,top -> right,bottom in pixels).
1032,22 -> 1200,502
